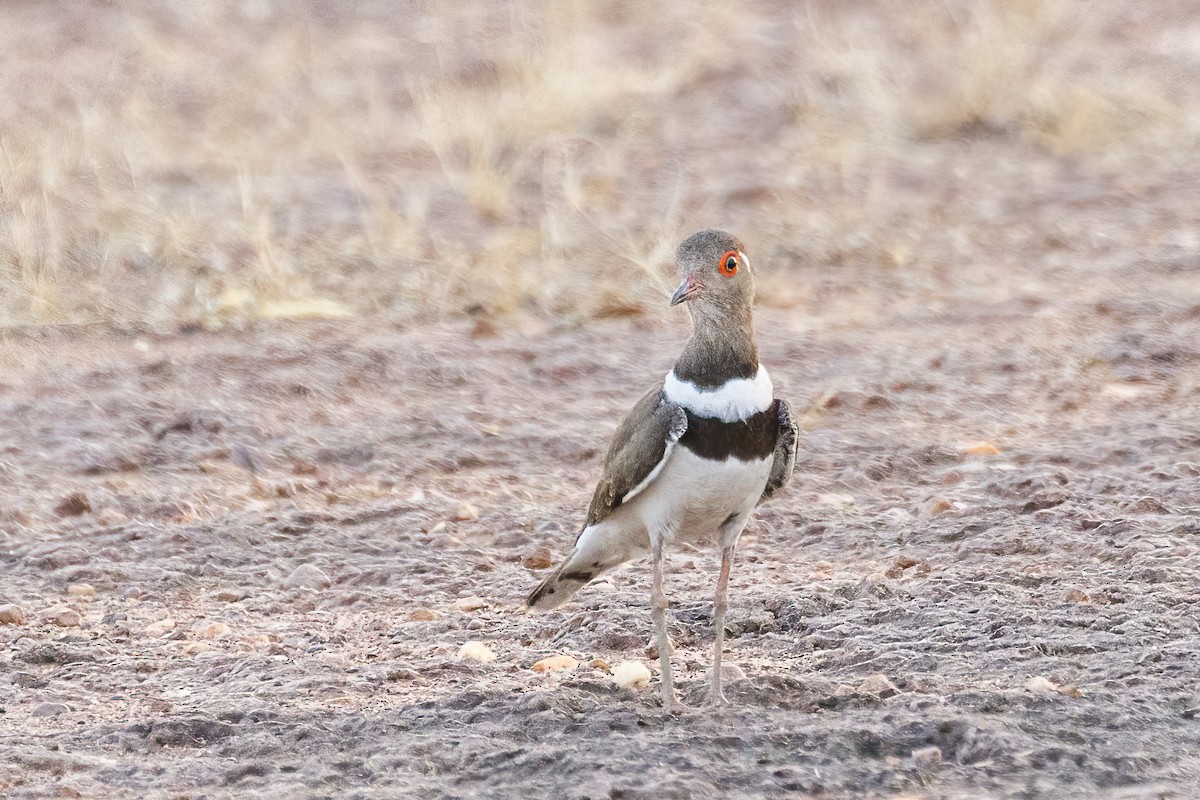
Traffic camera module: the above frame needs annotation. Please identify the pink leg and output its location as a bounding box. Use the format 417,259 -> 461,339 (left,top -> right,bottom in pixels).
708,545 -> 734,706
651,537 -> 678,712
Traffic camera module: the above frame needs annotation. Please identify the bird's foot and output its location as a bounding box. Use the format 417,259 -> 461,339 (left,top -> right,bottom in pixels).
645,635 -> 675,659
661,693 -> 687,714
705,687 -> 728,708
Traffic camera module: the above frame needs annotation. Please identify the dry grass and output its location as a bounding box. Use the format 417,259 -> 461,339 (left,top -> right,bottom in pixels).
793,0 -> 1196,153
0,0 -> 1196,329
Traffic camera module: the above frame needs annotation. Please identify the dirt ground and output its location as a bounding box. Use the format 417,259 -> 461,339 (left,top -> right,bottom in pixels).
4,2 -> 1200,799
2,198 -> 1200,799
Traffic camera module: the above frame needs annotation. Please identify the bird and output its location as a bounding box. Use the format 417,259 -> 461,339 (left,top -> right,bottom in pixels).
527,229 -> 799,711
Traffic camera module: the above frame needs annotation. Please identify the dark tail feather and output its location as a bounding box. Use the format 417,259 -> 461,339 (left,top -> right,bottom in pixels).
526,551 -> 597,611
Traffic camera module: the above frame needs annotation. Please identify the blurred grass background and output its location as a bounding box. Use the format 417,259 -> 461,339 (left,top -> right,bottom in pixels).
0,0 -> 1197,330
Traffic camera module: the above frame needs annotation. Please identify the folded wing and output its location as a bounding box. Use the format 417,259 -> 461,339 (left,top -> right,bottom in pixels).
582,387 -> 688,532
759,399 -> 798,503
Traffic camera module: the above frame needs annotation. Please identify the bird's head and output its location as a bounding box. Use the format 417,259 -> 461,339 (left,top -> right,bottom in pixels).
669,229 -> 755,318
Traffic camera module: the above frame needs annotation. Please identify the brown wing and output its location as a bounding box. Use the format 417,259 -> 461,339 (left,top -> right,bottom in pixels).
581,387 -> 687,531
759,399 -> 798,503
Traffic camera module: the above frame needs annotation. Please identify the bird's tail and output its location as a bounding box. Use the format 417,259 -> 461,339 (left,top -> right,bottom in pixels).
526,548 -> 602,611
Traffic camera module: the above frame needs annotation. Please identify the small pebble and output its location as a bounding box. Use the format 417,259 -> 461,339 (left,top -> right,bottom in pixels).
284,564 -> 332,590
532,655 -> 578,673
142,618 -> 177,637
912,746 -> 943,768
32,702 -> 71,717
857,674 -> 900,698
1026,675 -> 1057,694
53,493 -> 92,517
612,661 -> 652,688
0,604 -> 27,625
194,621 -> 232,639
455,596 -> 488,612
67,583 -> 96,598
521,548 -> 555,570
809,562 -> 834,581
1101,382 -> 1149,399
923,498 -> 955,516
408,609 -> 439,621
492,531 -> 533,548
1127,496 -> 1170,514
451,503 -> 480,522
816,493 -> 856,508
457,641 -> 497,663
46,607 -> 82,628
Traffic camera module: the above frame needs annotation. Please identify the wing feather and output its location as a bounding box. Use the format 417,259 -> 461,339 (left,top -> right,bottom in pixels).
582,387 -> 687,531
759,399 -> 798,503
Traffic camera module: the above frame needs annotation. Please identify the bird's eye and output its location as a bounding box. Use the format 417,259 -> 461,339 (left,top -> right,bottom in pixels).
718,251 -> 739,277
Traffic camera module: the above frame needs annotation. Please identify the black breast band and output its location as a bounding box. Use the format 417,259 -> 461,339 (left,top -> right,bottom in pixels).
678,403 -> 779,462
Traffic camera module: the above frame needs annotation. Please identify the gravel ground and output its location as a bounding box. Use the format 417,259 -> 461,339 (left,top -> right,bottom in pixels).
2,220 -> 1199,798
3,1 -> 1200,797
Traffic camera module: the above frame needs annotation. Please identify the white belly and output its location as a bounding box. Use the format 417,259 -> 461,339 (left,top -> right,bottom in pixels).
572,447 -> 772,569
633,447 -> 772,546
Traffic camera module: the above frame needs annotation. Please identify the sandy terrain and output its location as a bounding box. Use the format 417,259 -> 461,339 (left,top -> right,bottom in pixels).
2,220 -> 1199,797
3,1 -> 1200,798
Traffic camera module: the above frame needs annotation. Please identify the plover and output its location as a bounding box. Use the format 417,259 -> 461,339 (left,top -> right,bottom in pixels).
528,229 -> 798,711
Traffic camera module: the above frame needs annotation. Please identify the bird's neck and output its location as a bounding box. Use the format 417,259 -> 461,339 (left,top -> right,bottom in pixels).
672,307 -> 759,389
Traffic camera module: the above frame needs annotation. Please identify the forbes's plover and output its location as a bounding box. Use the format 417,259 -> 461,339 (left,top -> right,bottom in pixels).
528,229 -> 798,711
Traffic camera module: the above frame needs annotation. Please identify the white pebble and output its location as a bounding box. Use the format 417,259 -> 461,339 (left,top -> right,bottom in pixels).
143,618 -> 177,637
612,661 -> 652,688
455,596 -> 489,612
816,493 -> 856,508
457,641 -> 496,663
1026,675 -> 1058,694
451,502 -> 480,522
531,655 -> 578,673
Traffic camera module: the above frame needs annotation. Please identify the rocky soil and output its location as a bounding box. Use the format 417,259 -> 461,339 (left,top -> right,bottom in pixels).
2,223 -> 1199,798
4,4 -> 1200,794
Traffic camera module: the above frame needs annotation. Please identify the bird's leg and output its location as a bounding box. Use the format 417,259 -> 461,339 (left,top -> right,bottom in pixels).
650,537 -> 678,712
708,545 -> 734,706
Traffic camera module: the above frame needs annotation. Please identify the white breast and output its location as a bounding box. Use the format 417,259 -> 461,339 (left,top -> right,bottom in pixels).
635,447 -> 772,546
663,365 -> 774,422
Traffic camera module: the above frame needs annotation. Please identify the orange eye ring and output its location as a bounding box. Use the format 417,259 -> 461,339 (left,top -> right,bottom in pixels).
718,250 -> 739,277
